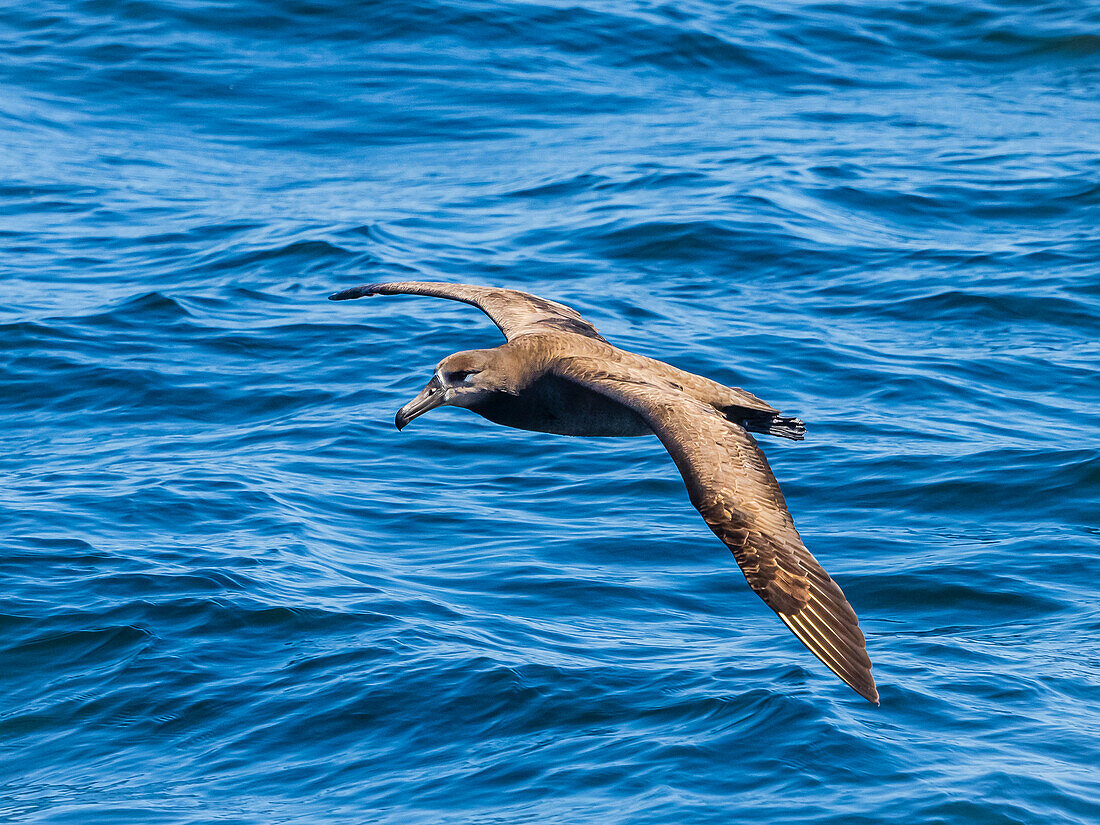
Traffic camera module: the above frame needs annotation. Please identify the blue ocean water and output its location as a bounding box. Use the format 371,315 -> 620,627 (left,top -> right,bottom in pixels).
3,0 -> 1100,821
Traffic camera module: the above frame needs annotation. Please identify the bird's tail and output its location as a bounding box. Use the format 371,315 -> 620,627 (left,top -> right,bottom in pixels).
735,409 -> 805,441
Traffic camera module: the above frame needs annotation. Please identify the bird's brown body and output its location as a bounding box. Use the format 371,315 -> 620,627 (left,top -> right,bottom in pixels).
330,280 -> 878,704
471,366 -> 652,437
457,333 -> 770,436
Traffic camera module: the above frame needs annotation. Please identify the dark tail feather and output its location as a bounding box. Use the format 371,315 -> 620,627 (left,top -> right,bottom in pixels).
736,409 -> 805,441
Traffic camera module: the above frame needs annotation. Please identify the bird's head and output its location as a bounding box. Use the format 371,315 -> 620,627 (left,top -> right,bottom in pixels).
394,348 -> 513,430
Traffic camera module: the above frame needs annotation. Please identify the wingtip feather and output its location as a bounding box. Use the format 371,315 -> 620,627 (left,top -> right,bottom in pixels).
779,612 -> 878,704
328,284 -> 380,301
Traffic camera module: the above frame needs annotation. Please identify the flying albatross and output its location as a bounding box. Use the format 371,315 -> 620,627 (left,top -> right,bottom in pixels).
330,281 -> 878,704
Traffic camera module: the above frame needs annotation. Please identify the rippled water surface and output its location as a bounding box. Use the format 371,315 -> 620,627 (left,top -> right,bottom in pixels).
3,1 -> 1100,822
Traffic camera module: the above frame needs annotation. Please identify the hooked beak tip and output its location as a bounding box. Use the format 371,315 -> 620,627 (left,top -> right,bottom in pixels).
395,377 -> 446,431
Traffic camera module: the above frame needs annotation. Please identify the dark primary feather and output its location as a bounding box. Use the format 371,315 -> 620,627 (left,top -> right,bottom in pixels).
555,358 -> 878,704
329,281 -> 607,343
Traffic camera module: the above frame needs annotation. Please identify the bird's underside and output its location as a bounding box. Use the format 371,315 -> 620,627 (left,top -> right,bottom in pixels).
329,281 -> 878,704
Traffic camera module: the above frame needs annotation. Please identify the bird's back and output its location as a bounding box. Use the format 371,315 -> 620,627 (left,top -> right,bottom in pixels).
467,333 -> 781,438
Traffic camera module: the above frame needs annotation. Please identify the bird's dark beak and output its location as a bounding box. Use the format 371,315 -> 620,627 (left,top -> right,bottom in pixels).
395,376 -> 447,430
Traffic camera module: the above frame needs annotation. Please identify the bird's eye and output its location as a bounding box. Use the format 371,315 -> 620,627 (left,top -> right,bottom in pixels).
447,370 -> 478,384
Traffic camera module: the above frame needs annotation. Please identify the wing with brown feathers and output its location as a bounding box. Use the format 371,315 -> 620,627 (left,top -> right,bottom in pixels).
329,281 -> 606,342
556,358 -> 878,703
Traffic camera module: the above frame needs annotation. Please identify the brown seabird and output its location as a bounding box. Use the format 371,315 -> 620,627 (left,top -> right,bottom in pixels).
330,281 -> 878,704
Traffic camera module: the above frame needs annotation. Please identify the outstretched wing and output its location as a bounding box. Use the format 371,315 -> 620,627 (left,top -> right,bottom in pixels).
556,358 -> 878,703
329,281 -> 606,342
